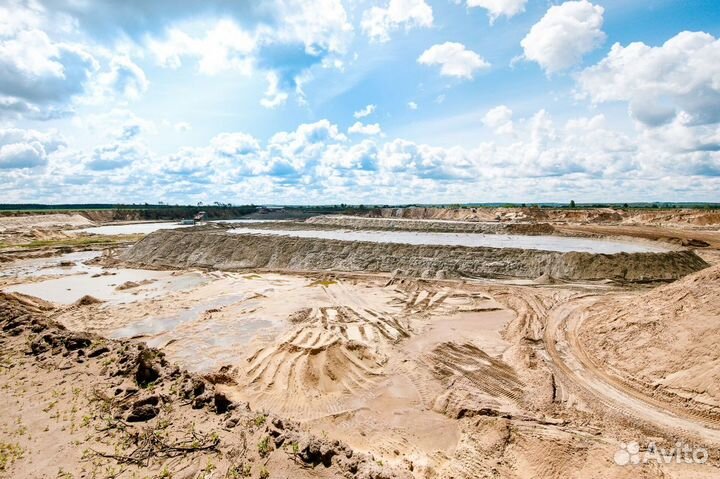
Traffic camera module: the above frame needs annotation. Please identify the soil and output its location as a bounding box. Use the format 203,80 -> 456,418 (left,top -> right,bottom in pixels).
367,207 -> 720,228
120,228 -> 707,283
2,210 -> 720,478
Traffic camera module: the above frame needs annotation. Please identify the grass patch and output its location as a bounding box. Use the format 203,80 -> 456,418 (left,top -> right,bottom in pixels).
0,442 -> 24,471
308,279 -> 337,287
10,235 -> 143,250
257,436 -> 272,458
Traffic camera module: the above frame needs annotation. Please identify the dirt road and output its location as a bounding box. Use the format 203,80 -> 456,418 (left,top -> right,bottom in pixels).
544,296 -> 720,445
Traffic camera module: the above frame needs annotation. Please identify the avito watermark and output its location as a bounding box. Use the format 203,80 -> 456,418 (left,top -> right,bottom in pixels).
614,441 -> 708,466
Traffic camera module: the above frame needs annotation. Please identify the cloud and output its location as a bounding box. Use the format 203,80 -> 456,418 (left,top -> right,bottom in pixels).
418,42 -> 490,79
408,101 -> 418,110
348,122 -> 382,136
260,72 -> 289,109
85,141 -> 146,171
0,2 -> 152,120
354,104 -> 376,119
37,1 -> 352,110
0,127 -> 64,169
148,20 -> 256,75
483,105 -> 514,135
0,25 -> 98,118
521,0 -> 605,74
174,122 -> 192,132
41,0 -> 352,55
97,56 -> 149,100
0,143 -> 48,169
320,140 -> 378,171
361,0 -> 433,43
4,114 -> 720,203
144,3 -> 351,106
577,31 -> 720,127
467,0 -> 527,24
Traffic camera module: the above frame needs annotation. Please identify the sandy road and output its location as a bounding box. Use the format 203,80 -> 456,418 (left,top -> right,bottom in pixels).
544,296 -> 720,445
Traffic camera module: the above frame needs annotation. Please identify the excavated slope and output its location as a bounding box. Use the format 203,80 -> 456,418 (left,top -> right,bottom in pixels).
122,229 -> 708,282
368,207 -> 720,226
305,215 -> 555,235
580,263 -> 720,415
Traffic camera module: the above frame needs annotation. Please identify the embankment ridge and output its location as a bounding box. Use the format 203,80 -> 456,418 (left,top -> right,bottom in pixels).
122,228 -> 708,282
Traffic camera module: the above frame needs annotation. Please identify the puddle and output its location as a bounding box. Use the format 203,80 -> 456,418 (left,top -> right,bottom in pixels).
228,228 -> 668,254
77,219 -> 287,236
111,294 -> 281,373
75,222 -> 192,235
158,317 -> 277,373
111,293 -> 251,339
0,251 -> 101,278
2,252 -> 206,304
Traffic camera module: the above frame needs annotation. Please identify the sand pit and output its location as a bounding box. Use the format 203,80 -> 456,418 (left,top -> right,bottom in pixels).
579,264 -> 720,419
122,228 -> 707,282
2,210 -> 720,478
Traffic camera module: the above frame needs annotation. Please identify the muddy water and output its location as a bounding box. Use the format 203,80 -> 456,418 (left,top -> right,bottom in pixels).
75,222 -> 192,235
2,252 -> 206,304
228,228 -> 669,254
77,219 -> 285,235
111,293 -> 283,373
0,251 -> 102,278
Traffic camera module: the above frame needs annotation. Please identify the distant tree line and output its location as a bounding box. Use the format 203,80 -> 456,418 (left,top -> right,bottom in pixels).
0,203 -> 258,220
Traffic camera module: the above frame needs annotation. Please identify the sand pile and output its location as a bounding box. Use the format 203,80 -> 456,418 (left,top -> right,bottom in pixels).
0,213 -> 93,233
305,215 -> 555,235
0,292 -> 411,478
121,229 -> 708,282
580,264 -> 720,417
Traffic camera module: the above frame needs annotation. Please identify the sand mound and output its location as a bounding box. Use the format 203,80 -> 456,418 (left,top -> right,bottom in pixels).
73,295 -> 104,306
580,264 -> 720,416
306,215 -> 555,235
0,293 -> 411,479
0,214 -> 93,233
121,229 -> 708,282
424,342 -> 524,419
241,305 -> 405,418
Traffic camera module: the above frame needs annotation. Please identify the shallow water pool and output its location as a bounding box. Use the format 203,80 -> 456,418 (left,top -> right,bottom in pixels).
76,219 -> 286,235
227,227 -> 668,254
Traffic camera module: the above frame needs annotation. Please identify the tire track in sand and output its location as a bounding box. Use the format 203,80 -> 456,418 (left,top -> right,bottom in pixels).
544,296 -> 720,444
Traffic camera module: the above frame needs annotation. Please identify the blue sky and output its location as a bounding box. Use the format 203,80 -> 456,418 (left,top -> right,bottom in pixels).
1,0 -> 719,204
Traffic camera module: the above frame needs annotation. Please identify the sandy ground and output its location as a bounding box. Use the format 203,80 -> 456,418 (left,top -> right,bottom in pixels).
1,210 -> 720,478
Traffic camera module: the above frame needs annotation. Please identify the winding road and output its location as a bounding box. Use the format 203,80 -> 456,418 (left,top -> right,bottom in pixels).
543,296 -> 720,445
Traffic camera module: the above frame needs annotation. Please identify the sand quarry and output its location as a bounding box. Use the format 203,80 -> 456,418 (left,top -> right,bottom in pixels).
1,208 -> 720,478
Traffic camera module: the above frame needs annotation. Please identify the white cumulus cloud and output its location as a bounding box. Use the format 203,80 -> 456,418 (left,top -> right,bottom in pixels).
467,0 -> 527,24
483,105 -> 514,135
354,104 -> 376,119
521,0 -> 605,74
361,0 -> 433,43
418,42 -> 490,79
348,122 -> 382,136
260,72 -> 289,109
0,128 -> 64,169
577,31 -> 720,127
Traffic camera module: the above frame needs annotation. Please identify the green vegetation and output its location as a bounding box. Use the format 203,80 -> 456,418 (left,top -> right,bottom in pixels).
0,235 -> 142,251
0,203 -> 257,219
257,436 -> 272,458
0,442 -> 23,471
254,414 -> 267,427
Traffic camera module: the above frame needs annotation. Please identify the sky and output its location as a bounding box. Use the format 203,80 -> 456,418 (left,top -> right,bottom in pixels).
1,0 -> 719,205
